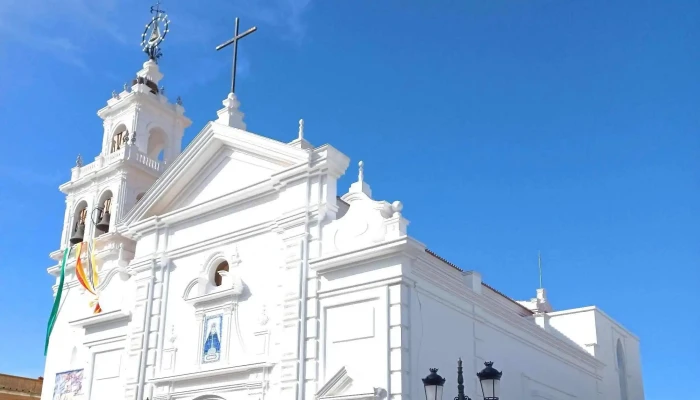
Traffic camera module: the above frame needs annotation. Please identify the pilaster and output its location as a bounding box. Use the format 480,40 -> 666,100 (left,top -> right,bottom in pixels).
389,283 -> 411,400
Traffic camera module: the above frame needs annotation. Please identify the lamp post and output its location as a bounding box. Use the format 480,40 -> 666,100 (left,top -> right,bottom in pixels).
422,368 -> 446,400
423,360 -> 503,400
477,361 -> 503,400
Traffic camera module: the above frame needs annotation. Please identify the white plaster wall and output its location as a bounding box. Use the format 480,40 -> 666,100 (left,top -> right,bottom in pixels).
406,287 -> 600,400
165,230 -> 285,373
548,310 -> 598,356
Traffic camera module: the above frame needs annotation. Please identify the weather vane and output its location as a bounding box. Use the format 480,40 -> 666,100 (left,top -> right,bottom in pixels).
141,0 -> 170,62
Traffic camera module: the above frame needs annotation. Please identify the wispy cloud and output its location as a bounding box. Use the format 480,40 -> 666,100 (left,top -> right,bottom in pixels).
0,0 -> 131,68
234,0 -> 313,43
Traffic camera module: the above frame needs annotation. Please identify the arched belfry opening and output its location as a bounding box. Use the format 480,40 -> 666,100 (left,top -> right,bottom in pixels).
213,261 -> 229,287
111,125 -> 129,153
69,201 -> 88,245
616,339 -> 628,400
95,190 -> 113,236
147,127 -> 167,162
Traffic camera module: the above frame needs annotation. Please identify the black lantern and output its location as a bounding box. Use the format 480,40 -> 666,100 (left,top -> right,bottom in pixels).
422,368 -> 446,400
476,361 -> 502,400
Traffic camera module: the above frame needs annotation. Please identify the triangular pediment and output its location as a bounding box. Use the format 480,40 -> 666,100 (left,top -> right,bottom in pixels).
121,122 -> 310,228
317,367 -> 385,400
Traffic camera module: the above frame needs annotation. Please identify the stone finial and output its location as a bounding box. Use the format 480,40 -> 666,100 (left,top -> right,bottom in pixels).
159,86 -> 166,95
122,131 -> 130,143
131,132 -> 137,145
176,96 -> 183,106
123,82 -> 130,93
111,90 -> 120,99
348,160 -> 372,197
298,119 -> 304,140
391,200 -> 403,217
216,92 -> 246,130
75,154 -> 83,168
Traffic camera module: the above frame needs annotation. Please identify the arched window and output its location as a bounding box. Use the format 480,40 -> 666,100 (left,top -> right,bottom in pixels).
95,191 -> 113,236
69,201 -> 88,245
111,126 -> 128,153
147,128 -> 167,161
213,261 -> 229,287
617,339 -> 628,400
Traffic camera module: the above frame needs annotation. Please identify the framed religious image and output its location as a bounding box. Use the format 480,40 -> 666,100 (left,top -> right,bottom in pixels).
53,369 -> 85,400
202,314 -> 223,363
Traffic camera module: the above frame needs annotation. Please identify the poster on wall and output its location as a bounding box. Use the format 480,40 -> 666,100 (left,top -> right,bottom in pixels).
202,314 -> 223,363
52,369 -> 85,400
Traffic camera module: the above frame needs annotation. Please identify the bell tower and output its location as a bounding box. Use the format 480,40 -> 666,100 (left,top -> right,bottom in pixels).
52,5 -> 191,272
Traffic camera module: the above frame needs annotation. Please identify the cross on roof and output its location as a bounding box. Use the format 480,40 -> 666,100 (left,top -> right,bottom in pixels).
215,17 -> 257,95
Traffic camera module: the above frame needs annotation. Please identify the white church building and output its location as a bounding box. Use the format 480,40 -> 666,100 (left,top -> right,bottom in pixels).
40,13 -> 644,400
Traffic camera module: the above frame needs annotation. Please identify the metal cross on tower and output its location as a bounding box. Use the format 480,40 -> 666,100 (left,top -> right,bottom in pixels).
215,17 -> 257,95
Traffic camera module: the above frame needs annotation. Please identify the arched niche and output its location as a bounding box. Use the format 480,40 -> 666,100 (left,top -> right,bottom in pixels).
94,189 -> 113,237
147,127 -> 168,162
69,200 -> 88,245
110,124 -> 129,153
616,339 -> 628,400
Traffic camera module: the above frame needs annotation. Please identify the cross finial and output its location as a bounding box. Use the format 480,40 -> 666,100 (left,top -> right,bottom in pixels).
216,17 -> 257,95
150,0 -> 164,15
298,119 -> 304,140
358,161 -> 364,184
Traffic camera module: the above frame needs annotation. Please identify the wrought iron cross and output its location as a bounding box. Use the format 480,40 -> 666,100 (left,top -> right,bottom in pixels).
216,17 -> 257,94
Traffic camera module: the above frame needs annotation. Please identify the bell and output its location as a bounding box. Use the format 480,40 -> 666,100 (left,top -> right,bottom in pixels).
96,210 -> 111,232
69,222 -> 85,245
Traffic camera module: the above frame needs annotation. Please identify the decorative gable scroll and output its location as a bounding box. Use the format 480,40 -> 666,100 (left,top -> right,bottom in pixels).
317,366 -> 387,400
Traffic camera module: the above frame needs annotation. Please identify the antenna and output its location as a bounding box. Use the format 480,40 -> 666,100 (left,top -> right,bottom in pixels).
538,251 -> 543,289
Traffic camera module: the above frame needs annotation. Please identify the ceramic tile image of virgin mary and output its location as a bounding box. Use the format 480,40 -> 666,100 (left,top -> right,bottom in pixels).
202,314 -> 223,363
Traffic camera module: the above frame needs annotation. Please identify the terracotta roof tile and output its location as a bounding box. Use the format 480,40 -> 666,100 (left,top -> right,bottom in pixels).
424,249 -> 534,315
0,374 -> 43,396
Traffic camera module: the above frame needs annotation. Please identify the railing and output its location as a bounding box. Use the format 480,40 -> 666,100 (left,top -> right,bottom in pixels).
133,151 -> 163,172
71,145 -> 164,181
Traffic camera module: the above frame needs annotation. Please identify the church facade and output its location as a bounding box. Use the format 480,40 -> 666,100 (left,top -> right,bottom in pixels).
40,22 -> 644,400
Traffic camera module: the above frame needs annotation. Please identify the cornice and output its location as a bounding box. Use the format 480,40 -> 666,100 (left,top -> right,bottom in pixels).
310,236 -> 424,274
149,361 -> 274,385
410,254 -> 607,372
96,90 -> 192,128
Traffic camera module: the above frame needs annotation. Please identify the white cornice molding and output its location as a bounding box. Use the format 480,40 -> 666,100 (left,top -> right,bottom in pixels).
69,309 -> 131,329
96,91 -> 192,128
410,254 -> 607,372
148,361 -> 274,385
121,166 -> 342,240
310,236 -> 424,274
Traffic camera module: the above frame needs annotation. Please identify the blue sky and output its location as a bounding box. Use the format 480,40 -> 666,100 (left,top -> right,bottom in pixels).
0,0 -> 697,398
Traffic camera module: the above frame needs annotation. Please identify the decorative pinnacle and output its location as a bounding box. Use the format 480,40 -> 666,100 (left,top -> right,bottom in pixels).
75,154 -> 83,168
131,132 -> 137,145
176,96 -> 182,106
358,161 -> 364,184
123,82 -> 129,93
298,119 -> 304,140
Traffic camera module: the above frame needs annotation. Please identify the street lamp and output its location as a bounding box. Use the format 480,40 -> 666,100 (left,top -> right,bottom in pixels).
422,368 -> 446,400
476,361 -> 502,400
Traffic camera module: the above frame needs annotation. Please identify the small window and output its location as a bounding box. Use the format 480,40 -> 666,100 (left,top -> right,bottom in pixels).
213,261 -> 229,287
